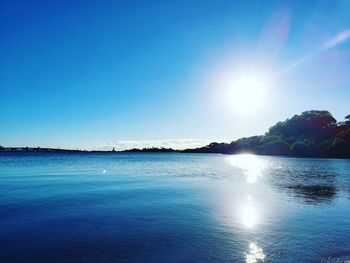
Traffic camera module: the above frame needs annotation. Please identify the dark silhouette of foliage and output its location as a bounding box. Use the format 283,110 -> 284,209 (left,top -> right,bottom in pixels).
123,147 -> 178,153
345,114 -> 350,125
268,110 -> 336,142
186,110 -> 350,158
261,138 -> 290,155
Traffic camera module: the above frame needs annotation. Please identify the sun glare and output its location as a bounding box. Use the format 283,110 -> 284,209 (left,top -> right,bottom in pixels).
227,154 -> 265,183
224,72 -> 270,113
245,242 -> 266,263
241,203 -> 257,228
229,74 -> 267,113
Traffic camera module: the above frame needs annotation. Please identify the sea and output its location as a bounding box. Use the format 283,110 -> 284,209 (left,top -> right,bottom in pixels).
1,153 -> 350,262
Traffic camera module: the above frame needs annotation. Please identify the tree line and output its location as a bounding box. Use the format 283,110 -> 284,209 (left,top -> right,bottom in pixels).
184,111 -> 350,158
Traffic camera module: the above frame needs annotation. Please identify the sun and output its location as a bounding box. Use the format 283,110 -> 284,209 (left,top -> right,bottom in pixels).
225,72 -> 269,113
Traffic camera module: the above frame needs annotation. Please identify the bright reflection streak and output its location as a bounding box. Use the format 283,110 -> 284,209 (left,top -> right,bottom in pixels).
245,242 -> 266,263
227,154 -> 265,183
241,204 -> 257,228
240,196 -> 258,228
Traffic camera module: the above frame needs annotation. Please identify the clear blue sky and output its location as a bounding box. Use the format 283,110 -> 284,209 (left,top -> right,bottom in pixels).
1,0 -> 350,150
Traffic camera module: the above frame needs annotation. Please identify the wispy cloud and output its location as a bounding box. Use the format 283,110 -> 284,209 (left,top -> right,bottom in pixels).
322,29 -> 350,50
281,29 -> 350,74
88,139 -> 210,151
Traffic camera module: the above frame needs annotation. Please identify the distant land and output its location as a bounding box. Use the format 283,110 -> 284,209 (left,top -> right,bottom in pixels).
1,110 -> 350,158
184,110 -> 350,158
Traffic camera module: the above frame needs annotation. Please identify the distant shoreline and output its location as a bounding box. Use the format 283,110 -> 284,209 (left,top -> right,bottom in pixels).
2,110 -> 350,159
1,147 -> 350,160
0,147 -> 180,154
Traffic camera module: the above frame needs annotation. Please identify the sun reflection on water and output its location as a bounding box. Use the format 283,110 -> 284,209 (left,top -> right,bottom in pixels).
240,196 -> 258,228
245,242 -> 266,263
227,154 -> 265,183
226,154 -> 267,261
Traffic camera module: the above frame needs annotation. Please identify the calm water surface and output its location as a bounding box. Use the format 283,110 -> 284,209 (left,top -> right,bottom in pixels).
1,153 -> 350,262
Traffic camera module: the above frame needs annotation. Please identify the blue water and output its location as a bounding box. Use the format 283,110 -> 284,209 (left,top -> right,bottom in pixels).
1,153 -> 350,262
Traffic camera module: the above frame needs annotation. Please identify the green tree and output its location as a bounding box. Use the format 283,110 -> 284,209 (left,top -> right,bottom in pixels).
268,111 -> 336,143
291,141 -> 317,156
261,139 -> 290,155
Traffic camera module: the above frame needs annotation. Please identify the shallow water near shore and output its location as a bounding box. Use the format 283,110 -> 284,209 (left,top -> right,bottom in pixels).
1,153 -> 350,262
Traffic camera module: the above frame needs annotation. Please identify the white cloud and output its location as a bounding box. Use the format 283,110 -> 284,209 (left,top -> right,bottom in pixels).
88,139 -> 210,151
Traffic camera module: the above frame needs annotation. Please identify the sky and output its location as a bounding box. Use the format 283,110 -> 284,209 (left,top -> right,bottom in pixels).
1,0 -> 350,150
